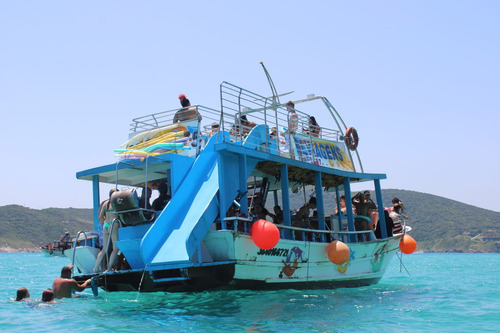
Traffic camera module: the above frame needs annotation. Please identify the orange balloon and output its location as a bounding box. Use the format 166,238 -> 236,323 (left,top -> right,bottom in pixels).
251,219 -> 280,250
399,234 -> 417,254
326,241 -> 350,265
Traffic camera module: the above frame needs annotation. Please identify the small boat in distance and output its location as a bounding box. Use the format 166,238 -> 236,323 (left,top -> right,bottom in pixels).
41,231 -> 100,259
70,65 -> 417,293
40,232 -> 72,256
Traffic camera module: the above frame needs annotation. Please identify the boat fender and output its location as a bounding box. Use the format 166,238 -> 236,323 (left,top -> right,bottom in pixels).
344,127 -> 359,151
251,219 -> 280,250
399,234 -> 417,254
326,241 -> 350,265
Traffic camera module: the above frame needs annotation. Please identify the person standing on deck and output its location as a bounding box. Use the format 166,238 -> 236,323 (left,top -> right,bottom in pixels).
334,195 -> 348,215
93,189 -> 118,272
281,101 -> 298,158
292,197 -> 317,240
308,116 -> 321,137
173,94 -> 202,123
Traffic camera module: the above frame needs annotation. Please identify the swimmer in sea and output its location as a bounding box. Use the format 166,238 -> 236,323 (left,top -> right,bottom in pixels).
41,288 -> 56,303
52,265 -> 91,299
13,287 -> 30,301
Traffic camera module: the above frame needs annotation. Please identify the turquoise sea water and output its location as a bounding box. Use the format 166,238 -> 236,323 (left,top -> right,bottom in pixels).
1,253 -> 499,332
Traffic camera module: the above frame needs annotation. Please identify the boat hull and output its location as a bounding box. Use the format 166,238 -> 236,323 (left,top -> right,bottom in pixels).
78,231 -> 400,292
65,246 -> 101,274
212,231 -> 398,288
41,248 -> 67,257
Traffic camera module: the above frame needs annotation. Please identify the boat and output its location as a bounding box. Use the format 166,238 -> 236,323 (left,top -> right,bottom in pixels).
40,232 -> 73,257
71,65 -> 416,292
41,231 -> 99,258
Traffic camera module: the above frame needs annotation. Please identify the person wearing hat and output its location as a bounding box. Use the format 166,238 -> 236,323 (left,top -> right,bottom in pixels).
173,94 -> 202,123
209,122 -> 219,136
52,265 -> 91,299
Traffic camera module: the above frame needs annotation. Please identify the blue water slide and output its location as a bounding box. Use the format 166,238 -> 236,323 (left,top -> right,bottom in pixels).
140,125 -> 267,267
140,134 -> 223,266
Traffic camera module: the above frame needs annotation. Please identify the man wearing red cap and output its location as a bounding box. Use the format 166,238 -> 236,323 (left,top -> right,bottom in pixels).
173,94 -> 202,123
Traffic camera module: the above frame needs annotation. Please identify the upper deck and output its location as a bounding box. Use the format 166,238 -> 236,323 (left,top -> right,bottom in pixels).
130,83 -> 363,163
78,81 -> 385,191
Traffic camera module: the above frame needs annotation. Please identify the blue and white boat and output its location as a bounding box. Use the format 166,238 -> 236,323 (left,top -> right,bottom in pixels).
72,67 -> 414,292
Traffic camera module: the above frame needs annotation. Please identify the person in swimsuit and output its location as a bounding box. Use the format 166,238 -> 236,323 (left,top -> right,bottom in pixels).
93,189 -> 119,272
308,116 -> 321,137
281,101 -> 298,158
52,265 -> 91,299
13,287 -> 30,301
41,288 -> 56,303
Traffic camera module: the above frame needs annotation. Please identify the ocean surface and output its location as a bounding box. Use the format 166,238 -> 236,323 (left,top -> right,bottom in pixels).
1,253 -> 499,332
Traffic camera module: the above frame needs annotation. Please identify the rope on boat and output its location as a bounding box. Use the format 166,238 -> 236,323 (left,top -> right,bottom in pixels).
396,251 -> 411,276
306,240 -> 311,285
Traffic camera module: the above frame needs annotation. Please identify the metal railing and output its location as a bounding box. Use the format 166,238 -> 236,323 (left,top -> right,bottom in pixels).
220,216 -> 377,244
219,81 -> 362,172
124,82 -> 363,172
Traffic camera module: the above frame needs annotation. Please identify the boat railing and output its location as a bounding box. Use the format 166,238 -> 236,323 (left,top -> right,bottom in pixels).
220,217 -> 377,244
128,105 -> 220,133
124,82 -> 363,171
125,105 -> 221,158
219,81 -> 362,172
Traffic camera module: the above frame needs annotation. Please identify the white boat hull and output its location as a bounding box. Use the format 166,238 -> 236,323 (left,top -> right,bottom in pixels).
204,230 -> 399,287
65,246 -> 100,275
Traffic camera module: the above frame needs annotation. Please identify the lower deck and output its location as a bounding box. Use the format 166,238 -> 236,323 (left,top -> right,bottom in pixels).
74,229 -> 400,293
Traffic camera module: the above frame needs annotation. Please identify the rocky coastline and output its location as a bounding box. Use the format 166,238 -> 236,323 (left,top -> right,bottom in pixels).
0,246 -> 40,253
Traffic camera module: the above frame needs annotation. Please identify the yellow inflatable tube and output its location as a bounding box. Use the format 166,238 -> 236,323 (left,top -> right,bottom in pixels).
121,124 -> 187,148
127,131 -> 186,150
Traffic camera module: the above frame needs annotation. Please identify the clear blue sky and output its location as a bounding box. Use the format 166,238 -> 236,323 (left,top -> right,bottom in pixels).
1,1 -> 499,212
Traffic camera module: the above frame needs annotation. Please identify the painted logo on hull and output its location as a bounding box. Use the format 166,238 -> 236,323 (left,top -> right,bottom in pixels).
280,246 -> 305,278
256,246 -> 306,278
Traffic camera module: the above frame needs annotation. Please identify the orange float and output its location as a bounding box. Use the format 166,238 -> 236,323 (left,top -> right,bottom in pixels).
399,234 -> 417,254
251,219 -> 280,250
344,127 -> 359,151
326,240 -> 350,265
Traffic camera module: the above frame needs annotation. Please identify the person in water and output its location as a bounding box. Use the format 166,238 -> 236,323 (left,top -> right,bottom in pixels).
41,288 -> 56,303
52,265 -> 91,299
14,287 -> 30,301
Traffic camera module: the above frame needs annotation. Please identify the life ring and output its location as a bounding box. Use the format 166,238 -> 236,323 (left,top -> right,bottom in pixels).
344,127 -> 359,151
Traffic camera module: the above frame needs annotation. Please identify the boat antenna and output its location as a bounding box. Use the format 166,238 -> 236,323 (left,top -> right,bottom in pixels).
260,61 -> 281,105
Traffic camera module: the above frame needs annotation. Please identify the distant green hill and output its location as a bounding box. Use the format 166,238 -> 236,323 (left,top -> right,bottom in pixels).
0,205 -> 93,250
379,189 -> 500,252
0,189 -> 499,252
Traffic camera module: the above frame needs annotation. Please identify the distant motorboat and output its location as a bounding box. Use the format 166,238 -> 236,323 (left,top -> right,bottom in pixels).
41,231 -> 99,260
